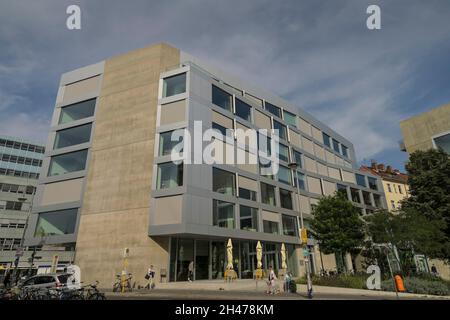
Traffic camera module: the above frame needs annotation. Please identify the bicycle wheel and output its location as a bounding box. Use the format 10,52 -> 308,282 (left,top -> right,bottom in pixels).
112,283 -> 120,292
88,293 -> 106,300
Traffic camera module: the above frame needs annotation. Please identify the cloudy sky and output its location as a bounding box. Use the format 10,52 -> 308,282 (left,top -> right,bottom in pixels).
1,0 -> 450,170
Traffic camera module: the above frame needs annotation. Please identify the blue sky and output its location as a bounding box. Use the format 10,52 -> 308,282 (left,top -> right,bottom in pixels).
1,0 -> 450,171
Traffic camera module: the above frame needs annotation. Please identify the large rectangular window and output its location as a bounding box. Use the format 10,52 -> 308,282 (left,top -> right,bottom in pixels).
213,200 -> 235,229
337,184 -> 348,199
212,168 -> 235,196
293,150 -> 302,168
163,73 -> 186,97
332,139 -> 340,153
368,177 -> 378,190
265,102 -> 281,118
373,194 -> 382,207
277,165 -> 292,185
54,123 -> 92,149
59,99 -> 96,125
34,208 -> 78,236
212,85 -> 232,112
235,99 -> 252,122
279,188 -> 293,210
273,120 -> 287,140
156,162 -> 183,189
283,110 -> 297,128
261,182 -> 276,206
263,220 -> 279,235
355,174 -> 367,187
350,188 -> 361,203
341,145 -> 349,158
240,205 -> 258,232
362,191 -> 372,206
48,149 -> 88,176
294,171 -> 307,190
282,215 -> 298,237
278,144 -> 290,163
433,133 -> 450,154
159,130 -> 183,156
322,132 -> 331,148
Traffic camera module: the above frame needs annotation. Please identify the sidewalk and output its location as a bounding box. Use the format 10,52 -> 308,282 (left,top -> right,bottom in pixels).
105,279 -> 450,300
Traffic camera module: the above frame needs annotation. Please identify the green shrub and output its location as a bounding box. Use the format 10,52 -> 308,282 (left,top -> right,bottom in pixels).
381,277 -> 450,296
296,273 -> 368,290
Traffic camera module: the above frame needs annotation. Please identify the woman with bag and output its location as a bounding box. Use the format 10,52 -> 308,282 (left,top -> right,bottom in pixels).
144,265 -> 156,290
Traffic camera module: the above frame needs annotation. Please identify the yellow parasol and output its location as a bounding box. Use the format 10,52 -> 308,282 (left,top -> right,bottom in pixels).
226,239 -> 234,270
256,241 -> 262,269
281,243 -> 287,269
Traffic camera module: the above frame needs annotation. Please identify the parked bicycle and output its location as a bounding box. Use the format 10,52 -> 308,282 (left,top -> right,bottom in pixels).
83,281 -> 106,300
112,274 -> 134,292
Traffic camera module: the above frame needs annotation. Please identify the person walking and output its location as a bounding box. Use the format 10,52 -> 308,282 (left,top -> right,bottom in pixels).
431,264 -> 438,277
266,266 -> 277,294
284,271 -> 292,293
188,261 -> 194,282
145,265 -> 155,290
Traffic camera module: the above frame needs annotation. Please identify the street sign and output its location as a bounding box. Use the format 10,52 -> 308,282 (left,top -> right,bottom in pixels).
300,228 -> 308,244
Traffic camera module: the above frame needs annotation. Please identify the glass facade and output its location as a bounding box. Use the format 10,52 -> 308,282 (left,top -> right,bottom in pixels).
212,85 -> 232,111
277,165 -> 292,185
159,130 -> 184,156
261,182 -> 276,206
263,220 -> 279,235
279,188 -> 293,210
265,102 -> 281,117
213,200 -> 235,229
59,99 -> 96,124
156,162 -> 183,189
278,144 -> 290,163
48,149 -> 88,176
235,99 -> 252,122
282,215 -> 298,237
163,73 -> 186,97
35,208 -> 78,236
283,110 -> 297,127
212,168 -> 235,196
54,123 -> 92,149
239,205 -> 258,232
273,120 -> 287,140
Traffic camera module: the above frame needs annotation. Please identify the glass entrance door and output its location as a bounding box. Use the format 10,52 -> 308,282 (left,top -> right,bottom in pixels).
195,240 -> 210,280
211,241 -> 226,279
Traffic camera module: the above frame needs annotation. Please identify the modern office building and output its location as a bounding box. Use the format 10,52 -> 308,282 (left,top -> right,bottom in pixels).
400,102 -> 450,154
24,43 -> 387,285
0,136 -> 44,276
360,162 -> 409,212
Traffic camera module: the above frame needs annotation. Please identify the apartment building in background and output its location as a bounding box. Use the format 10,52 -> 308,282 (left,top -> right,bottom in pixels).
399,103 -> 450,280
23,43 -> 387,285
360,162 -> 409,212
400,102 -> 450,154
0,136 -> 44,276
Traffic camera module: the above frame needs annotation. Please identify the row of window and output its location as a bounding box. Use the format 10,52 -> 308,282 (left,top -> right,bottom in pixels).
0,238 -> 21,251
0,183 -> 36,195
212,199 -> 298,236
44,99 -> 96,178
355,173 -> 378,191
0,200 -> 25,211
211,84 -> 350,159
386,183 -> 404,194
0,168 -> 39,179
346,185 -> 383,208
161,72 -> 351,167
0,153 -> 43,167
0,139 -> 45,154
0,223 -> 25,229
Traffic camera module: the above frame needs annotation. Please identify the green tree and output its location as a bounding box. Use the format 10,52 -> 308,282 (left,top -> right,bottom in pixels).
310,194 -> 365,272
403,148 -> 450,261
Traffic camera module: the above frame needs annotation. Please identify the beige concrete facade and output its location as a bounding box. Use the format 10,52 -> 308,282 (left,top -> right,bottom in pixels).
74,43 -> 180,286
400,102 -> 450,154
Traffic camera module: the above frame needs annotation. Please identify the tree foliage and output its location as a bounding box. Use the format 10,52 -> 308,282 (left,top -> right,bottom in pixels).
403,148 -> 450,261
310,194 -> 365,257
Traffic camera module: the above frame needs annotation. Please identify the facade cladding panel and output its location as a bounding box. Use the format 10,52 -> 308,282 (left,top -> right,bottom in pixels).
23,43 -> 386,284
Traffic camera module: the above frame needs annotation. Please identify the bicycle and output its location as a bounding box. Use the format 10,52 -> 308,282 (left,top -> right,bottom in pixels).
83,281 -> 106,300
112,274 -> 134,293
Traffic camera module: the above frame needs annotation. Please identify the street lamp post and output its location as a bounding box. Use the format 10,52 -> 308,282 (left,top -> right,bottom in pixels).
288,162 -> 313,298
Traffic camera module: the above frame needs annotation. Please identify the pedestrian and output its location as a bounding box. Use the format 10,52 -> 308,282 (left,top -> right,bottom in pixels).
188,261 -> 194,282
284,271 -> 292,293
3,269 -> 11,289
266,266 -> 277,294
431,264 -> 438,277
145,265 -> 155,290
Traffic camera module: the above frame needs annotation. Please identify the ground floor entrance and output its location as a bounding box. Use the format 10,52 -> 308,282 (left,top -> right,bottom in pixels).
168,237 -> 298,282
